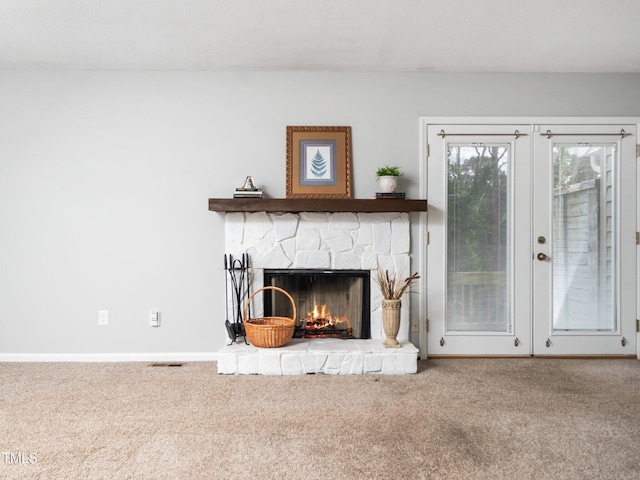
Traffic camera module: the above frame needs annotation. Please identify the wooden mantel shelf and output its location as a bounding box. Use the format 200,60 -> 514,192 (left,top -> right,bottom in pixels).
208,198 -> 427,213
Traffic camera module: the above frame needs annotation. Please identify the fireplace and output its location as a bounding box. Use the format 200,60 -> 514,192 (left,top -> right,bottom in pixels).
223,211 -> 415,343
263,269 -> 370,339
217,211 -> 419,374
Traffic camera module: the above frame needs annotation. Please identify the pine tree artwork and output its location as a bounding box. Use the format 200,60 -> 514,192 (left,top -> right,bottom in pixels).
311,149 -> 328,178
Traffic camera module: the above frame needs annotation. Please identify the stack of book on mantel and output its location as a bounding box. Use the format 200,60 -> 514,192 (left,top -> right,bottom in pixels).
234,176 -> 263,198
375,192 -> 405,199
233,187 -> 263,198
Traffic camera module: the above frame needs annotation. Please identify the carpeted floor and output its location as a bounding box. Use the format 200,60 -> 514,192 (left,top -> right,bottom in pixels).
1,358 -> 639,479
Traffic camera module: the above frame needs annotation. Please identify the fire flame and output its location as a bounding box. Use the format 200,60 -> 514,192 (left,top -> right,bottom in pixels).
305,303 -> 351,333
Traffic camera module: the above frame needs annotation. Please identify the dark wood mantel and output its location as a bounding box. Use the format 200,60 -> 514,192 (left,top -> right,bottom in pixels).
208,198 -> 427,213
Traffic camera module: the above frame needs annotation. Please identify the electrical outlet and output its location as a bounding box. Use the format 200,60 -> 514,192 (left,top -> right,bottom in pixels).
98,310 -> 109,326
149,310 -> 160,327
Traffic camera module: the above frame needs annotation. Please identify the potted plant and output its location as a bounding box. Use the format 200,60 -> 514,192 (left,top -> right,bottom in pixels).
376,262 -> 420,348
375,165 -> 402,193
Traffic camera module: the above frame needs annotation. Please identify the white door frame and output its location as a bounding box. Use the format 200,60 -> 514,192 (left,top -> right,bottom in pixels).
418,117 -> 640,359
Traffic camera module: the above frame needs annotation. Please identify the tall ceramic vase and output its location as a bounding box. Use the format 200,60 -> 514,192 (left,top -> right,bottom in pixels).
382,299 -> 401,348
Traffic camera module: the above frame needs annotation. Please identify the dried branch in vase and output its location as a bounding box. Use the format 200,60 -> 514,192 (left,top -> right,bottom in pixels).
376,262 -> 420,300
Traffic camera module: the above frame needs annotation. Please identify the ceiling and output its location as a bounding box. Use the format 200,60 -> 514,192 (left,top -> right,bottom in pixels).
1,0 -> 639,72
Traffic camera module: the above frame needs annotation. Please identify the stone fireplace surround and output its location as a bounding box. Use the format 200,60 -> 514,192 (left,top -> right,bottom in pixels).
218,211 -> 418,374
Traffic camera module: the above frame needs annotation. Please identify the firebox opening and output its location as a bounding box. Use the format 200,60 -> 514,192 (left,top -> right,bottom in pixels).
263,269 -> 371,339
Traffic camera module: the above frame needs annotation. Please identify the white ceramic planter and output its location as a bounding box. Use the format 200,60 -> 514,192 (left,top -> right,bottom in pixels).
377,175 -> 398,193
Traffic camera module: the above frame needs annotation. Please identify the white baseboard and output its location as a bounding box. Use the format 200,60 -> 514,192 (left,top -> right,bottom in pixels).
0,352 -> 218,363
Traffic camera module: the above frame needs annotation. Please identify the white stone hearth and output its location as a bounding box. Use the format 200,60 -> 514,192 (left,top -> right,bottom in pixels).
218,339 -> 418,375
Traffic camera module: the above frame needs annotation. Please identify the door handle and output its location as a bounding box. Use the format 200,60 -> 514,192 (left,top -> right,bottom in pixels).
537,252 -> 549,261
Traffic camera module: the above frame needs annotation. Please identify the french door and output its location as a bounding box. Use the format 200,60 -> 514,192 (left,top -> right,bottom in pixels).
532,125 -> 637,355
426,121 -> 637,356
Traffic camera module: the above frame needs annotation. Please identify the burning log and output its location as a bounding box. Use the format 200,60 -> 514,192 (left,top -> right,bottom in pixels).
293,301 -> 354,338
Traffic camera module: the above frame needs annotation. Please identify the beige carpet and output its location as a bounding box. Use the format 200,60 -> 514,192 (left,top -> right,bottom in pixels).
1,359 -> 639,480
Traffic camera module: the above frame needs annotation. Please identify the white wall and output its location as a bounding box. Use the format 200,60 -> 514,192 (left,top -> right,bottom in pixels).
1,71 -> 639,359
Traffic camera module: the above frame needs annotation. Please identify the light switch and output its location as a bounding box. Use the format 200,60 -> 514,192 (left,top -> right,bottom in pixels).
149,310 -> 160,327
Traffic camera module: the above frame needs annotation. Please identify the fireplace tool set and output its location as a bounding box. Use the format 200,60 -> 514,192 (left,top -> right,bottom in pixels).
224,253 -> 251,344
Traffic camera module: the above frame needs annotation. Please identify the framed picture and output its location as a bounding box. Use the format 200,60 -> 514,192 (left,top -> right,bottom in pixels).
286,126 -> 352,199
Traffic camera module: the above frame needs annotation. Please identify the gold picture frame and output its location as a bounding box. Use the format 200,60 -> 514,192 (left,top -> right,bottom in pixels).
286,126 -> 352,199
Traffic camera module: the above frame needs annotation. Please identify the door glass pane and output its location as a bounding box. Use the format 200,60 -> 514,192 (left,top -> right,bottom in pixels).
447,144 -> 511,332
552,144 -> 616,331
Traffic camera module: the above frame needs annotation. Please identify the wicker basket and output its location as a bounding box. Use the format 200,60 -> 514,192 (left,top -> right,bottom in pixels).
243,286 -> 296,348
